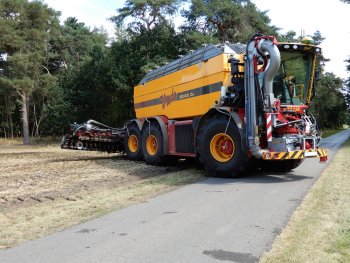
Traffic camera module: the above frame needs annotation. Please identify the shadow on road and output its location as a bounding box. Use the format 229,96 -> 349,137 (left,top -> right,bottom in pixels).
199,171 -> 313,185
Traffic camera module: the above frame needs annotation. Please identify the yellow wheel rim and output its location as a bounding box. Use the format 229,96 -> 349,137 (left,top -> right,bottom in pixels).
146,135 -> 158,156
128,135 -> 138,153
210,133 -> 235,162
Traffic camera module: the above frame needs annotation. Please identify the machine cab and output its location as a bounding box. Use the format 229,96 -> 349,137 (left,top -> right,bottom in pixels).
274,39 -> 321,106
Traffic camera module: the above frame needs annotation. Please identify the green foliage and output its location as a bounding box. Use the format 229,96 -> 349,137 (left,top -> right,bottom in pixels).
343,57 -> 350,124
107,20 -> 183,124
312,31 -> 330,70
40,16 -> 111,133
0,0 -> 59,85
59,17 -> 108,67
0,0 -> 111,137
181,0 -> 278,42
0,0 -> 61,141
344,57 -> 350,109
309,31 -> 348,128
63,46 -> 117,123
111,0 -> 183,32
40,84 -> 71,135
277,30 -> 298,42
311,73 -> 347,129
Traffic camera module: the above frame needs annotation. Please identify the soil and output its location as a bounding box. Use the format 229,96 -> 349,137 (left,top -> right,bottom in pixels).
0,143 -> 191,210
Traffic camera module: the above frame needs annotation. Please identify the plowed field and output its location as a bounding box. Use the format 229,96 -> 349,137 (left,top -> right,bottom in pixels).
0,140 -> 202,249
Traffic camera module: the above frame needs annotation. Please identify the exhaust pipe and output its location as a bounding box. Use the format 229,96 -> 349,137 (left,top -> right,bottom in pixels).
257,40 -> 281,106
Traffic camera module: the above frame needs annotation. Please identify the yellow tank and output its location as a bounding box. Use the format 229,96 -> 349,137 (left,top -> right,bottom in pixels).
134,44 -> 245,119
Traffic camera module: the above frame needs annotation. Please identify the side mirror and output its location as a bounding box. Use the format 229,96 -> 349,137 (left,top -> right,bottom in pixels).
314,70 -> 320,81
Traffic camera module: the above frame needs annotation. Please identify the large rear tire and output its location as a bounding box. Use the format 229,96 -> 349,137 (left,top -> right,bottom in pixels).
197,115 -> 249,177
124,123 -> 143,160
141,122 -> 164,165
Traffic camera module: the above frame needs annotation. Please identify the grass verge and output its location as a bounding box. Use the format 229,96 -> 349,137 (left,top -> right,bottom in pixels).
322,125 -> 349,138
260,139 -> 350,263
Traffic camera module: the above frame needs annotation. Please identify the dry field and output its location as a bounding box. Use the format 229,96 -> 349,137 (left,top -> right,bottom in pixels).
0,139 -> 202,249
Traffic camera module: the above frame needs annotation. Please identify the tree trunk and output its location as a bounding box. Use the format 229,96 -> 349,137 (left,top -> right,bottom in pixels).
9,113 -> 13,139
5,95 -> 14,139
31,103 -> 36,137
32,103 -> 44,137
20,93 -> 30,145
35,112 -> 43,137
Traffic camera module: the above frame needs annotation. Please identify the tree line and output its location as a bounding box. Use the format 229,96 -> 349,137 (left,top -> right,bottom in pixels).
0,0 -> 348,144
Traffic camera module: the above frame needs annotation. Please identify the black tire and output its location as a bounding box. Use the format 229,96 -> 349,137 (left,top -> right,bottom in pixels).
76,140 -> 84,150
124,123 -> 143,160
261,159 -> 304,173
141,122 -> 164,165
197,115 -> 249,177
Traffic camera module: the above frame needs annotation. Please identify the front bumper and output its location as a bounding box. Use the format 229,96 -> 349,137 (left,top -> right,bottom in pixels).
262,148 -> 328,161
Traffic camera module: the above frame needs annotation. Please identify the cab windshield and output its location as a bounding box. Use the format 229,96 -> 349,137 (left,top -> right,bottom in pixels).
273,51 -> 314,105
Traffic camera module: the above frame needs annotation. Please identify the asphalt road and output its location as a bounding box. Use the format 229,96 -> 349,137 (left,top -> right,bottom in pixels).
1,129 -> 349,263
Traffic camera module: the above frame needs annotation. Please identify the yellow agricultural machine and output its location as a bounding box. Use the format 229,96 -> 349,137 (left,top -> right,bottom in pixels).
62,34 -> 328,176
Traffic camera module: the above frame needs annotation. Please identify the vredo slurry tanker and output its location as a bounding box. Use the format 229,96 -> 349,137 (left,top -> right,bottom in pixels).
61,34 -> 327,176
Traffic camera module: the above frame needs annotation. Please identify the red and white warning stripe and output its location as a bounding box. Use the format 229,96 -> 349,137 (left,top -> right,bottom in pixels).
266,113 -> 272,142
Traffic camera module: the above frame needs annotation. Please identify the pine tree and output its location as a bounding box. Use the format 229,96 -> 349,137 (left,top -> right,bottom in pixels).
0,0 -> 60,143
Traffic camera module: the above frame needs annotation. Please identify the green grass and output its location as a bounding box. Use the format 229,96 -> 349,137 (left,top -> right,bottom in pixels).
260,139 -> 350,263
322,125 -> 349,138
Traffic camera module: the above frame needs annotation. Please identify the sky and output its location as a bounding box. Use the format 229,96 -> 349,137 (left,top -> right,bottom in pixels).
43,0 -> 350,79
